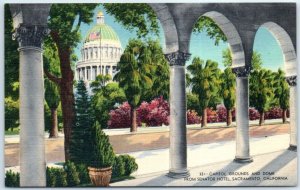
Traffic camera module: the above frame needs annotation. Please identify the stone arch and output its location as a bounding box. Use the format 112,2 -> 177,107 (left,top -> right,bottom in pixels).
259,22 -> 297,77
148,4 -> 179,53
191,11 -> 245,68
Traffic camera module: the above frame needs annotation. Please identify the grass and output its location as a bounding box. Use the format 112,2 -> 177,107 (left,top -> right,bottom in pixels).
5,128 -> 20,135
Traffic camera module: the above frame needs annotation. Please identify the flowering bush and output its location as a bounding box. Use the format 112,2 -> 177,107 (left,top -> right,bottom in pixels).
249,107 -> 260,120
108,102 -> 131,128
216,105 -> 236,122
265,107 -> 282,119
207,108 -> 218,123
187,110 -> 201,124
137,97 -> 170,127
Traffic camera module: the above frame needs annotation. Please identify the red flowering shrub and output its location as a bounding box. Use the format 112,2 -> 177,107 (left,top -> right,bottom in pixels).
265,107 -> 282,119
137,97 -> 170,127
216,105 -> 236,122
187,110 -> 201,124
249,107 -> 260,120
207,108 -> 218,123
108,102 -> 131,128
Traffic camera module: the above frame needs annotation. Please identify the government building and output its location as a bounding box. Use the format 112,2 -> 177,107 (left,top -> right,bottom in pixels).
75,12 -> 122,83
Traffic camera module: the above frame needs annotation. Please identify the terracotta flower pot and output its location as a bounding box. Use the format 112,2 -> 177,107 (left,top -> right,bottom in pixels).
88,166 -> 112,186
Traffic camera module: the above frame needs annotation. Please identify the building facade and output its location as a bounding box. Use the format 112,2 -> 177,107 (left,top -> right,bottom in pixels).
75,12 -> 122,82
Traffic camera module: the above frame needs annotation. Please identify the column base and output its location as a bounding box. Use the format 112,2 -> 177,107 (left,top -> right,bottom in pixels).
234,156 -> 253,163
167,169 -> 190,179
288,145 -> 297,152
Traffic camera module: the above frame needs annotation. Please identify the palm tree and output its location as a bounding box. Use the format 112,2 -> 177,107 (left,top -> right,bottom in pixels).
114,39 -> 154,132
273,69 -> 289,123
45,79 -> 60,138
250,69 -> 274,125
90,74 -> 111,94
187,57 -> 221,127
220,67 -> 236,126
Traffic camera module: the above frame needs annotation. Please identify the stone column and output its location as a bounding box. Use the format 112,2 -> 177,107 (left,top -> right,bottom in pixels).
96,65 -> 99,77
90,66 -> 93,81
165,51 -> 191,178
232,66 -> 253,163
13,24 -> 49,187
110,65 -> 113,76
286,76 -> 297,151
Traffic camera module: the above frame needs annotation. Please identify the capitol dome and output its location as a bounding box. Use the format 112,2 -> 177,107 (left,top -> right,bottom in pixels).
75,11 -> 122,83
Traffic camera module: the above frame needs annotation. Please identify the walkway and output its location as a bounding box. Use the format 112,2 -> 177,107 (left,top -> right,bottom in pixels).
5,122 -> 289,167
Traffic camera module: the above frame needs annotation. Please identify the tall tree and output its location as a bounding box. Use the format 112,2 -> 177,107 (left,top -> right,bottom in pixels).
114,39 -> 154,132
273,69 -> 290,123
69,80 -> 94,165
44,79 -> 60,138
44,4 -> 98,160
91,74 -> 126,128
187,57 -> 221,127
250,69 -> 274,125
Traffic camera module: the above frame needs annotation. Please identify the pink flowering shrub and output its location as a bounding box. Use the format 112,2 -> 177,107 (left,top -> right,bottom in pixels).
265,107 -> 282,119
207,108 -> 218,123
249,107 -> 260,120
137,96 -> 170,127
108,102 -> 131,128
216,105 -> 236,122
187,110 -> 201,124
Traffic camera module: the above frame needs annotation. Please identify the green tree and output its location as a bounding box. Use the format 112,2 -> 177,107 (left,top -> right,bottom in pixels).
250,69 -> 274,125
44,44 -> 61,138
45,4 -> 98,160
187,93 -> 200,114
69,80 -> 94,165
251,51 -> 263,71
114,39 -> 154,132
142,40 -> 169,101
45,79 -> 60,138
220,48 -> 236,126
91,75 -> 126,128
273,69 -> 290,123
187,57 -> 221,127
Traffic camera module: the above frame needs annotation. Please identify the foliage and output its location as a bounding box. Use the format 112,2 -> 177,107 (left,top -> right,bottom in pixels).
91,79 -> 126,128
46,167 -> 68,187
70,80 -> 94,165
137,97 -> 170,127
187,57 -> 221,126
207,108 -> 218,123
273,69 -> 289,110
103,4 -> 159,38
193,16 -> 227,45
75,164 -> 90,185
119,155 -> 138,176
108,102 -> 131,129
216,105 -> 236,122
220,67 -> 236,110
249,69 -> 274,114
5,4 -> 19,100
187,110 -> 201,124
5,170 -> 19,187
112,156 -> 126,178
187,93 -> 200,114
265,107 -> 283,120
64,161 -> 80,187
249,107 -> 260,120
89,123 -> 115,168
251,51 -> 263,71
5,97 -> 19,131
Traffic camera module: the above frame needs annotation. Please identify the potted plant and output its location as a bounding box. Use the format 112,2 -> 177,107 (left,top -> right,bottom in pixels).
88,123 -> 115,186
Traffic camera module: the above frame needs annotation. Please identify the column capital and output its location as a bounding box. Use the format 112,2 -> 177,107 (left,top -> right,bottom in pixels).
232,66 -> 251,77
164,51 -> 191,66
286,76 -> 297,86
12,24 -> 50,49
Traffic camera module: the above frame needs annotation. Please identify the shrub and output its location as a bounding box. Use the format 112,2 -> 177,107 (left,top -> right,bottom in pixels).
75,164 -> 90,185
137,97 -> 170,127
89,123 -> 115,168
207,108 -> 218,123
119,155 -> 138,176
5,170 -> 19,187
265,107 -> 282,119
63,161 -> 80,187
46,167 -> 67,187
216,105 -> 236,122
249,107 -> 260,120
112,156 -> 125,178
108,102 -> 131,128
187,110 -> 201,124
